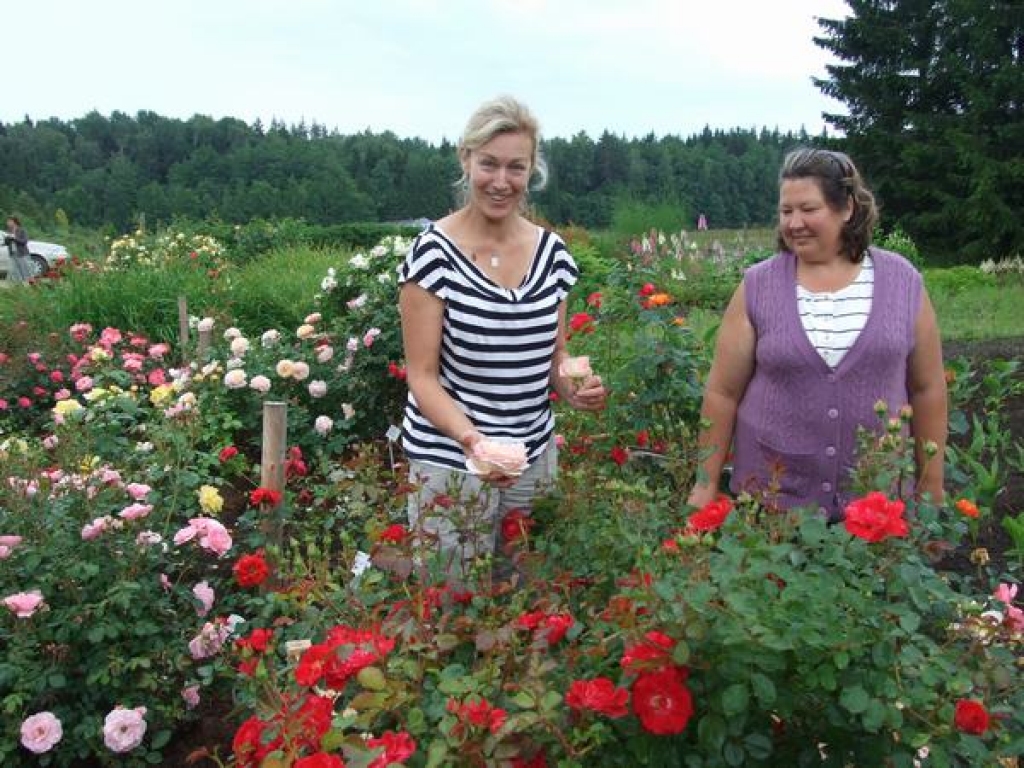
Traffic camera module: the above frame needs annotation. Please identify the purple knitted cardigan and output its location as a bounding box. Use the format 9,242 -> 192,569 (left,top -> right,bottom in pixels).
729,247 -> 923,518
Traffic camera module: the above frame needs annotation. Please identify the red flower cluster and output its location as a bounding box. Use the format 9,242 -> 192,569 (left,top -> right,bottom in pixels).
568,312 -> 596,335
953,698 -> 990,735
294,754 -> 345,768
235,627 -> 275,676
621,631 -> 676,674
586,291 -> 603,308
387,361 -> 407,380
233,551 -> 271,588
294,625 -> 395,690
501,508 -> 535,543
638,282 -> 656,297
610,446 -> 630,466
233,693 -> 336,767
249,487 -> 283,508
516,610 -> 575,645
378,524 -> 409,544
218,445 -> 239,463
844,492 -> 909,542
686,496 -> 734,533
447,696 -> 507,735
366,730 -> 416,768
566,677 -> 630,718
286,446 -> 308,478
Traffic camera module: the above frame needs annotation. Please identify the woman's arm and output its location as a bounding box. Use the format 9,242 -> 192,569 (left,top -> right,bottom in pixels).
687,283 -> 757,507
907,289 -> 947,502
399,282 -> 479,451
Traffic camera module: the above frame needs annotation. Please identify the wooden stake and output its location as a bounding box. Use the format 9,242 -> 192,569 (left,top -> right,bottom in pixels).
177,296 -> 189,365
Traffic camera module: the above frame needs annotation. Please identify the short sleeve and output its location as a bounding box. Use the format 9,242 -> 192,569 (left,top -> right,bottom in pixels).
548,233 -> 579,303
397,229 -> 451,302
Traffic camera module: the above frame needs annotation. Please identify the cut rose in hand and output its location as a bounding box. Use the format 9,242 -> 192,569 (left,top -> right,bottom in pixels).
559,356 -> 592,382
470,440 -> 528,476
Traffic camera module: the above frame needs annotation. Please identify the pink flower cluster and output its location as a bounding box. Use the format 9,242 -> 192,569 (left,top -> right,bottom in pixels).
173,517 -> 233,556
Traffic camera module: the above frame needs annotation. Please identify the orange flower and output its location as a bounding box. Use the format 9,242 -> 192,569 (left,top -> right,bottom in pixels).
955,498 -> 980,518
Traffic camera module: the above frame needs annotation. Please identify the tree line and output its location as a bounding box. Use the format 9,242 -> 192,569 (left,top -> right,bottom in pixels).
0,111 -> 807,236
1,1 -> 1019,263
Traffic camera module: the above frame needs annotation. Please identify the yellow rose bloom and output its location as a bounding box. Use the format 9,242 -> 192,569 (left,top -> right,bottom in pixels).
150,385 -> 175,406
198,485 -> 224,515
53,399 -> 84,417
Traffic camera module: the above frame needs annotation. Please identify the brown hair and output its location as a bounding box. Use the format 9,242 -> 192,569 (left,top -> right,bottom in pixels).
776,148 -> 878,262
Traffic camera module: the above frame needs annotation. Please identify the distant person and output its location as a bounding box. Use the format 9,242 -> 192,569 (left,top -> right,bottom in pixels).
4,216 -> 32,283
697,212 -> 708,231
687,148 -> 947,520
398,95 -> 607,578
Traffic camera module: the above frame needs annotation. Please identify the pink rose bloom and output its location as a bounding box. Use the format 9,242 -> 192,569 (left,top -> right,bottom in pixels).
122,356 -> 144,373
315,345 -> 334,363
17,396 -> 31,408
136,531 -> 163,547
346,336 -> 359,352
994,583 -> 1019,604
147,369 -> 167,386
69,322 -> 93,342
100,468 -> 123,486
148,343 -> 170,359
99,327 -> 123,346
0,398 -> 7,410
27,352 -> 42,364
308,380 -> 327,398
193,581 -> 215,616
182,685 -> 200,709
304,312 -> 322,324
555,433 -> 566,448
363,327 -> 382,347
175,518 -> 232,556
470,440 -> 528,475
0,535 -> 23,560
20,711 -> 63,754
75,376 -> 94,392
172,525 -> 198,546
54,388 -> 71,401
102,706 -> 147,753
119,503 -> 153,521
125,483 -> 151,501
160,574 -> 171,591
250,375 -> 271,394
1005,605 -> 1024,630
3,590 -> 46,618
42,435 -> 59,450
0,352 -> 8,364
83,516 -> 112,540
291,361 -> 310,381
49,370 -> 64,383
314,415 -> 334,436
189,621 -> 232,659
558,355 -> 593,380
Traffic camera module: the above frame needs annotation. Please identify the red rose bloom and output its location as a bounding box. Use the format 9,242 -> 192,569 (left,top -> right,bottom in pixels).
621,630 -> 676,673
218,445 -> 239,462
250,487 -> 283,508
638,282 -> 657,297
294,754 -> 345,768
953,698 -> 990,735
379,524 -> 409,543
566,677 -> 630,718
366,730 -> 417,768
844,492 -> 909,542
233,551 -> 271,588
501,509 -> 535,542
686,496 -> 733,533
232,716 -> 281,768
632,668 -> 694,735
586,291 -> 603,308
540,613 -> 574,645
610,446 -> 630,466
568,312 -> 595,334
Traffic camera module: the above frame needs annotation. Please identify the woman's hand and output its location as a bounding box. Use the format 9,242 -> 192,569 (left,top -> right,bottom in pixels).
567,374 -> 607,411
459,429 -> 519,488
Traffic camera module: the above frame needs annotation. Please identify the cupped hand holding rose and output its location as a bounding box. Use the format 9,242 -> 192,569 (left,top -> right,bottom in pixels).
558,356 -> 607,411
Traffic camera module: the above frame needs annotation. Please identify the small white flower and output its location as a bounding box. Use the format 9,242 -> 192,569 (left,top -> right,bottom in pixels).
351,551 -> 372,576
223,327 -> 242,341
197,318 -> 215,332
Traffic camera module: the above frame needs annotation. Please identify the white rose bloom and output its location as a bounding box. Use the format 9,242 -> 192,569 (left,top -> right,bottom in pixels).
230,337 -> 250,356
261,329 -> 281,348
223,369 -> 247,389
223,327 -> 242,341
308,380 -> 328,398
250,375 -> 271,394
314,415 -> 333,435
197,318 -> 215,332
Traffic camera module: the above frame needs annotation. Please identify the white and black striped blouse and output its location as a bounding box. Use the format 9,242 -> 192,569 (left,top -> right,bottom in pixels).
397,224 -> 578,470
797,254 -> 875,369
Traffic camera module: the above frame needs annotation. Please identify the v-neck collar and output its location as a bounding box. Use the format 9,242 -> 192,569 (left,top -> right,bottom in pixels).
431,223 -> 542,299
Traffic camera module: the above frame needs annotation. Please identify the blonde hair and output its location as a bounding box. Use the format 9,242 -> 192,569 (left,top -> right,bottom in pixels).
454,95 -> 548,208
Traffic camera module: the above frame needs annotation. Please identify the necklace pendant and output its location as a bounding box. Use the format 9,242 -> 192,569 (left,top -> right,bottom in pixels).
490,253 -> 500,268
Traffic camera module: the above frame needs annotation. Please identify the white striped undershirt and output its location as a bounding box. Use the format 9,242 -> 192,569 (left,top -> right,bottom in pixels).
796,253 -> 874,369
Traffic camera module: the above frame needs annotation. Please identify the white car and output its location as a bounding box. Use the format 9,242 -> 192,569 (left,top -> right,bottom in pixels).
0,236 -> 70,278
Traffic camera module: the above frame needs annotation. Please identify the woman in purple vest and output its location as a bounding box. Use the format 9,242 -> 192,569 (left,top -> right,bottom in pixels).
688,148 -> 947,520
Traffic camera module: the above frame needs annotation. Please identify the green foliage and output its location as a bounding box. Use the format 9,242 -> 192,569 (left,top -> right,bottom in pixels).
609,197 -> 692,237
875,225 -> 923,270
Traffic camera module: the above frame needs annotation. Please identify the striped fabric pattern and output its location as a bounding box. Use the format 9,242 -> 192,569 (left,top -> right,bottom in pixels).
796,254 -> 875,369
397,224 -> 578,470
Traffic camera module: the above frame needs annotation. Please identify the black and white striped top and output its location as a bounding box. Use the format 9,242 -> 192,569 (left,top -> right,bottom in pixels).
397,224 -> 578,470
797,254 -> 875,369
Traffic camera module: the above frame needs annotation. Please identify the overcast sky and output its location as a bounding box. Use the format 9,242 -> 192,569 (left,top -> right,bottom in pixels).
5,0 -> 852,143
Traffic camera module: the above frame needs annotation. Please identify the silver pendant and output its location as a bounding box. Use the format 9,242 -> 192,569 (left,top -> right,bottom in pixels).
490,253 -> 500,268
